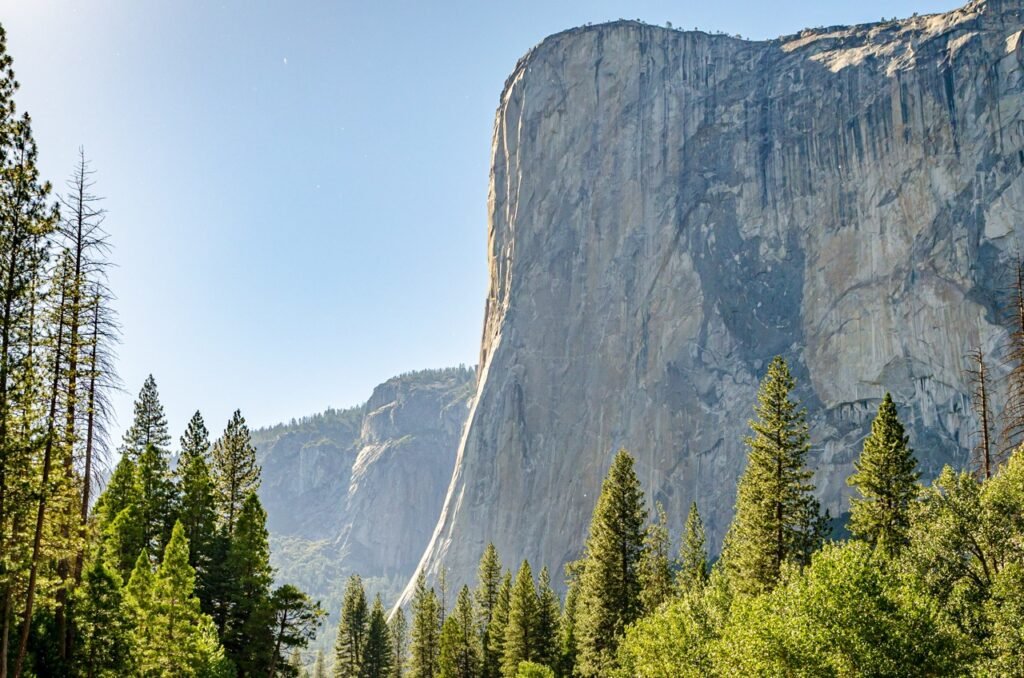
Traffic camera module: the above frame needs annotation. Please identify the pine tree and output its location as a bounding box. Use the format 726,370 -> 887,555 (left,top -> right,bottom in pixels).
409,573 -> 441,678
362,595 -> 394,678
73,555 -> 132,677
121,375 -> 170,459
676,502 -> 708,593
557,574 -> 579,678
335,574 -> 369,678
138,521 -> 230,676
502,560 -> 538,677
484,573 -> 511,678
94,455 -> 139,531
638,502 -> 673,613
123,550 -> 156,671
438,586 -> 480,678
474,544 -> 502,678
211,409 -> 261,537
223,492 -> 275,676
533,568 -> 560,671
847,393 -> 920,557
269,585 -> 326,678
389,606 -> 408,678
136,442 -> 179,556
722,356 -> 826,595
574,450 -> 647,677
101,504 -> 146,582
179,410 -> 211,471
0,31 -> 59,671
176,417 -> 218,614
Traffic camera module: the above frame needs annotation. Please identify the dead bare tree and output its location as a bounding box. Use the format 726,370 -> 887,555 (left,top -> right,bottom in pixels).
967,348 -> 995,480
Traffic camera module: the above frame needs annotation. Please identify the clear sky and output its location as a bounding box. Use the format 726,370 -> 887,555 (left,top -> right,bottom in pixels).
0,0 -> 959,444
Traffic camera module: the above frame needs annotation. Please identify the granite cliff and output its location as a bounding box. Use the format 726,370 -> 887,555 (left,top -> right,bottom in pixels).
404,0 -> 1024,601
253,366 -> 473,611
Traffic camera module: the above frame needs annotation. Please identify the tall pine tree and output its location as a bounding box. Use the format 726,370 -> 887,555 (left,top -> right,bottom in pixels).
222,493 -> 274,676
676,502 -> 707,593
361,596 -> 393,678
335,574 -> 369,678
847,393 -> 920,557
533,567 -> 560,672
474,544 -> 502,678
438,586 -> 479,678
211,409 -> 260,537
501,561 -> 538,677
722,356 -> 826,594
574,450 -> 647,677
175,413 -> 218,613
120,375 -> 170,459
389,605 -> 408,678
409,573 -> 440,678
484,573 -> 511,678
638,502 -> 673,613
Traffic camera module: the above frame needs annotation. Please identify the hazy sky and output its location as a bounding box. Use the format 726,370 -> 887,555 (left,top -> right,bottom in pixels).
0,0 -> 958,444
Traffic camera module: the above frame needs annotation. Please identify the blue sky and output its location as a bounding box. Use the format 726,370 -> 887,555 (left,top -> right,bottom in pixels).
0,0 -> 958,444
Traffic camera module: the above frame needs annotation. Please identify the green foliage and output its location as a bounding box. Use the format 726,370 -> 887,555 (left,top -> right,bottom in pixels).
73,556 -> 132,677
513,662 -> 553,678
484,573 -> 511,678
127,522 -> 232,677
270,585 -> 327,677
389,607 -> 408,678
438,586 -> 480,678
474,543 -> 502,678
676,502 -> 707,594
137,442 -> 180,556
615,587 -> 716,678
533,567 -> 560,670
177,445 -> 219,612
502,561 -> 538,677
848,393 -> 920,557
722,356 -> 826,595
222,492 -> 275,675
638,502 -> 673,613
121,375 -> 171,459
716,540 -> 965,676
574,450 -> 647,677
409,573 -> 441,678
335,574 -> 369,678
361,595 -> 394,678
212,409 -> 261,537
556,573 -> 579,678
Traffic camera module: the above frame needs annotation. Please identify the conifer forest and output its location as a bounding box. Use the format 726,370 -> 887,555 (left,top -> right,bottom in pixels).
3,2 -> 1024,677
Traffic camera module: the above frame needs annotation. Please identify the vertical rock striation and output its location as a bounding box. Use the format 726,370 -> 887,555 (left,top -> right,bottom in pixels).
405,0 -> 1024,600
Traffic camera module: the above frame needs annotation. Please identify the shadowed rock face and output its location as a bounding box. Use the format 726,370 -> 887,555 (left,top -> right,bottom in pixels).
254,367 -> 474,605
403,0 -> 1024,601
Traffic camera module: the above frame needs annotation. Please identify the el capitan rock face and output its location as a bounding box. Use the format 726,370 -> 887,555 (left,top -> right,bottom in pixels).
405,0 -> 1024,599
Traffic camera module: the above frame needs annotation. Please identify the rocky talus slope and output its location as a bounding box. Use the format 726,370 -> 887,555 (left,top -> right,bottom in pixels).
253,367 -> 474,609
404,0 -> 1024,601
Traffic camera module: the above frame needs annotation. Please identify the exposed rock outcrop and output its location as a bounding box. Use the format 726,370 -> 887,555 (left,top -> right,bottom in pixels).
405,0 -> 1024,600
254,366 -> 474,608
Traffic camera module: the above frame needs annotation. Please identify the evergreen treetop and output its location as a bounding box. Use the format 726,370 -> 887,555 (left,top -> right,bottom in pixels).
574,449 -> 647,677
722,356 -> 825,594
121,375 -> 171,458
848,393 -> 920,557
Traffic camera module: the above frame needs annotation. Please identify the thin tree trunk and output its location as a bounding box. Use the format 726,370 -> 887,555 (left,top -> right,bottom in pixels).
13,272 -> 69,678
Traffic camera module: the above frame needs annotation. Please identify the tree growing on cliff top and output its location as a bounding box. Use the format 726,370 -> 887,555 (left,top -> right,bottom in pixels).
722,356 -> 826,595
